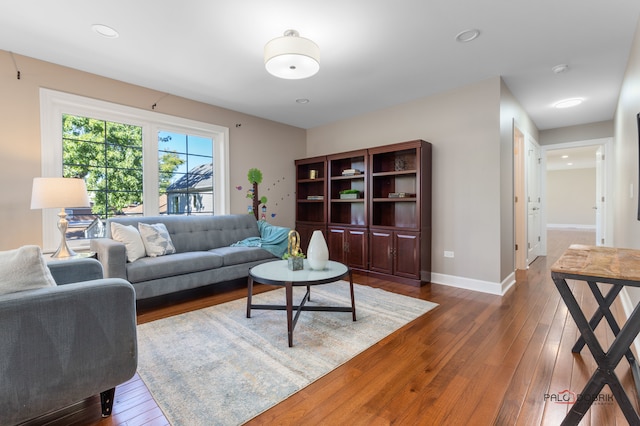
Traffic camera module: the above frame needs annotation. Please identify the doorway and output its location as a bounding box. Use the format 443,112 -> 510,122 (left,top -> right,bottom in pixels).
540,138 -> 613,252
514,124 -> 543,270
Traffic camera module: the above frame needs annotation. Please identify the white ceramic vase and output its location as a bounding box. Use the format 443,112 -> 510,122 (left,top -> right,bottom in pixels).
307,230 -> 329,270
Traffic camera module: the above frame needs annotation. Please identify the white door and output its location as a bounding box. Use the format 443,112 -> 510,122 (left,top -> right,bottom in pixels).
527,137 -> 542,263
595,146 -> 605,245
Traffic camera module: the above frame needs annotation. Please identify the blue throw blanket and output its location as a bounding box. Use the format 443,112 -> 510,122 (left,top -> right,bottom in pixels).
231,220 -> 290,258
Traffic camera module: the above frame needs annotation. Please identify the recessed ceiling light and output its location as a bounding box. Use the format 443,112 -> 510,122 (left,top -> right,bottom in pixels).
552,64 -> 569,74
554,98 -> 583,109
567,162 -> 574,166
561,155 -> 569,159
455,29 -> 480,43
92,24 -> 119,38
296,98 -> 310,104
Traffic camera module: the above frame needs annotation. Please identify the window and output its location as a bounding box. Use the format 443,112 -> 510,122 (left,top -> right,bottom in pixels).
40,89 -> 229,253
159,131 -> 214,215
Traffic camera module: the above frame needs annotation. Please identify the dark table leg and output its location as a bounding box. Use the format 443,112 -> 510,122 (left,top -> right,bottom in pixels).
286,281 -> 293,347
572,281 -> 623,353
553,275 -> 640,425
246,276 -> 254,318
349,269 -> 356,321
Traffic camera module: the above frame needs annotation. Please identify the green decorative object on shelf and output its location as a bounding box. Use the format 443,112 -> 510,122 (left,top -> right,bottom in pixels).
339,189 -> 361,199
247,168 -> 268,220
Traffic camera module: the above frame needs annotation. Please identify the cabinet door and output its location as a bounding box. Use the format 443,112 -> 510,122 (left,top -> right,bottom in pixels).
327,227 -> 347,264
346,228 -> 368,269
296,223 -> 324,254
394,231 -> 420,279
369,229 -> 393,274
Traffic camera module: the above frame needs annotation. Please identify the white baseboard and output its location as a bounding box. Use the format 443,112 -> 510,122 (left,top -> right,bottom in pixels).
547,224 -> 596,230
431,271 -> 515,296
619,288 -> 640,357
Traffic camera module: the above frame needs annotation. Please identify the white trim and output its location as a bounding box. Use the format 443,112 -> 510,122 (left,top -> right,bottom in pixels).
39,88 -> 230,253
431,272 -> 515,296
619,288 -> 640,361
546,224 -> 597,230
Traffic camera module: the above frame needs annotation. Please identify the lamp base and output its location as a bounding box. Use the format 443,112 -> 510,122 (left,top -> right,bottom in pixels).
51,208 -> 77,258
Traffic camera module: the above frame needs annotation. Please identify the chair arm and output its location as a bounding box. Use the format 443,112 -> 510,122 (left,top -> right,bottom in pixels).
90,238 -> 128,280
0,279 -> 137,425
47,257 -> 104,284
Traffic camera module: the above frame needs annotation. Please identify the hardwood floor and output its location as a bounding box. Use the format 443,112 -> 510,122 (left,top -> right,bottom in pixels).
22,229 -> 639,425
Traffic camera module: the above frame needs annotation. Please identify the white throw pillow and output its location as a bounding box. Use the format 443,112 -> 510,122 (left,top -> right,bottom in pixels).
138,223 -> 176,257
0,245 -> 57,295
111,222 -> 147,262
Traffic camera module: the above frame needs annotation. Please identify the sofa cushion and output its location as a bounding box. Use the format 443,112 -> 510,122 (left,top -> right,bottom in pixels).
0,245 -> 56,295
138,223 -> 176,257
125,251 -> 223,283
110,222 -> 146,262
209,246 -> 275,266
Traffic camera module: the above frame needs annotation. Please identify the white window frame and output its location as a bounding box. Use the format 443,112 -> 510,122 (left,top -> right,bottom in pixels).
39,88 -> 230,253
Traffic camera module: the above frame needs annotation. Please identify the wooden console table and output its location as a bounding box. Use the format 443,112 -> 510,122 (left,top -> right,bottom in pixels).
551,244 -> 640,425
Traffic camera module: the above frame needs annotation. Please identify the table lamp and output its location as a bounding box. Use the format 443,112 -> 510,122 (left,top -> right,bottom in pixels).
31,177 -> 90,258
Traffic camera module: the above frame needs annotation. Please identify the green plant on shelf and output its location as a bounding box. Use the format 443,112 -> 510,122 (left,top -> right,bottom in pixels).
339,189 -> 360,194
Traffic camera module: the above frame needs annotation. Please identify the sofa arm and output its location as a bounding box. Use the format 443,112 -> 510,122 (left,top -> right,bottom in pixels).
90,238 -> 128,280
0,278 -> 137,425
47,257 -> 104,285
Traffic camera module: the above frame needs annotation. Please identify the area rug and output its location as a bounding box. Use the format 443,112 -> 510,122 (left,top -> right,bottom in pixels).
136,282 -> 437,425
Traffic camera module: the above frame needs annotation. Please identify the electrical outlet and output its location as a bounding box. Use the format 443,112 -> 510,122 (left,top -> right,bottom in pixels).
444,251 -> 454,258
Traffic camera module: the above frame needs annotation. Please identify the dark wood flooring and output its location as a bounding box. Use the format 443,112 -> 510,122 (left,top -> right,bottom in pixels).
20,229 -> 639,425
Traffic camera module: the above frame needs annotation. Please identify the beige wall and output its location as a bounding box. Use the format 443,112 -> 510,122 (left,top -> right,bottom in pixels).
539,121 -> 614,145
613,19 -> 640,304
547,168 -> 596,226
307,77 -> 518,288
499,80 -> 540,279
0,51 -> 305,251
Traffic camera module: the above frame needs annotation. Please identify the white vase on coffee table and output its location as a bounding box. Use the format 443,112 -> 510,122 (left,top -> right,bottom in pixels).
307,230 -> 329,270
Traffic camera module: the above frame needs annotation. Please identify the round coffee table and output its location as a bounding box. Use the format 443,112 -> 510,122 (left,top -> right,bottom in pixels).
247,259 -> 356,347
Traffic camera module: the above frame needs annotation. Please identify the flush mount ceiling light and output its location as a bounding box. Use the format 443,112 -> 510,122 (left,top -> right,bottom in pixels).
554,98 -> 584,109
264,29 -> 320,79
91,24 -> 119,38
455,28 -> 480,43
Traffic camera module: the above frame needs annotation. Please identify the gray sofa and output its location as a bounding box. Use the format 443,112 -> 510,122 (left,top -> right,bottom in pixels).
90,214 -> 281,300
0,257 -> 137,425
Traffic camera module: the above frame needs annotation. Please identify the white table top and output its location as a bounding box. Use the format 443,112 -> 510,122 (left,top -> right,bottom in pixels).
249,260 -> 349,285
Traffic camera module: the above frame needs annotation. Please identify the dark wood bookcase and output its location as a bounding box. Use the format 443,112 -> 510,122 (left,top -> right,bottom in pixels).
295,140 -> 431,285
294,156 -> 327,252
327,150 -> 368,269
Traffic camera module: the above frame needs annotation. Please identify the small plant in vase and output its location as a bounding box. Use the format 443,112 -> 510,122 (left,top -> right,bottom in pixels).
339,189 -> 361,199
284,230 -> 305,270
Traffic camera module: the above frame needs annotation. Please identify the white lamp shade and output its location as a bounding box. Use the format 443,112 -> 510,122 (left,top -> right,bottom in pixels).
264,30 -> 320,79
31,177 -> 90,209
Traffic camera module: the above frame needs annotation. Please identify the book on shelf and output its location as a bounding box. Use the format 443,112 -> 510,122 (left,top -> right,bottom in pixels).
388,192 -> 416,198
306,195 -> 324,200
341,169 -> 362,176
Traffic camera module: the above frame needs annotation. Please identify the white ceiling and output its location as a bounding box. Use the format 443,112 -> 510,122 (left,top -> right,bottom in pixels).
1,1 -> 639,130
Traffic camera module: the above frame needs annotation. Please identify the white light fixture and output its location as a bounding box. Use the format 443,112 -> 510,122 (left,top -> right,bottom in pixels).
554,98 -> 584,109
264,29 -> 320,79
455,29 -> 480,43
92,24 -> 119,38
552,64 -> 569,74
31,177 -> 91,258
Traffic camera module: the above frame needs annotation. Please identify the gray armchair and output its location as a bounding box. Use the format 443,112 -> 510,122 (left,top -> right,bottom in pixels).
0,257 -> 137,425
